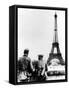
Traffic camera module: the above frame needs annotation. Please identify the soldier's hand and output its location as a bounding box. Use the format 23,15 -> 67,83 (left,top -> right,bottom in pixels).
41,73 -> 44,76
33,68 -> 35,72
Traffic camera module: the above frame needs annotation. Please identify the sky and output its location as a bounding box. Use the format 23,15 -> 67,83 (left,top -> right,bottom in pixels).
18,8 -> 65,62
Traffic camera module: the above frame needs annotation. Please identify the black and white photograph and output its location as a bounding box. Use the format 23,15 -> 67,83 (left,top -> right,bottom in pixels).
9,5 -> 67,85
17,6 -> 67,84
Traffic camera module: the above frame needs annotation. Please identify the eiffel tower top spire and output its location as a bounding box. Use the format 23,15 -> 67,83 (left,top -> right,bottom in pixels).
53,12 -> 58,43
54,12 -> 57,30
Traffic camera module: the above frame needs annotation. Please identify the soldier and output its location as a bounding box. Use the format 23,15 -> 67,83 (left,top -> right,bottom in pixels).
18,49 -> 33,82
37,55 -> 46,81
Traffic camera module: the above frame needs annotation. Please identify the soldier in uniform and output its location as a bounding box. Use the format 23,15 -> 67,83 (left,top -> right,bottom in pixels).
37,55 -> 46,81
18,49 -> 34,82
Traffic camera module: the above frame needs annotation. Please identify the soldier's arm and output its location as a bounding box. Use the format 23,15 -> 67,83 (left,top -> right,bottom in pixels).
29,58 -> 34,71
41,63 -> 45,76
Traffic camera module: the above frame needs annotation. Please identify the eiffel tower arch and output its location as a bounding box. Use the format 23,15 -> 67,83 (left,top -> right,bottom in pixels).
47,13 -> 65,66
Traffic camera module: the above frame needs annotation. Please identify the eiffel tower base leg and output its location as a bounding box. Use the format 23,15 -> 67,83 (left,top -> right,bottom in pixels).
47,53 -> 65,65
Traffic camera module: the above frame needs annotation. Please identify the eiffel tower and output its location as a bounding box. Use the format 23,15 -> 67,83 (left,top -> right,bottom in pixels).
47,13 -> 65,66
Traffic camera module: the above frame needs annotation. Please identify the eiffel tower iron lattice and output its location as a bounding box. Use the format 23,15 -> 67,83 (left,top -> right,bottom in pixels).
47,13 -> 65,65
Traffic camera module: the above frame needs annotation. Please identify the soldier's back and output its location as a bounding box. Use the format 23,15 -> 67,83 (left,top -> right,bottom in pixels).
18,56 -> 31,72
